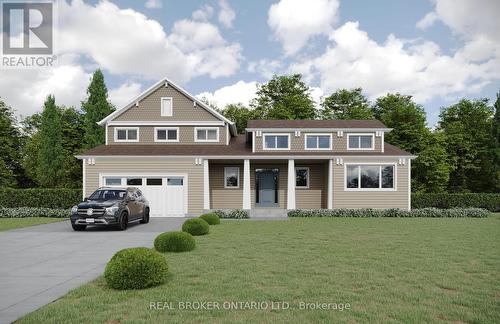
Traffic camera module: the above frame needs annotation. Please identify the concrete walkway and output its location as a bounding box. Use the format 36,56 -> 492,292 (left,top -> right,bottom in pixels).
0,218 -> 184,324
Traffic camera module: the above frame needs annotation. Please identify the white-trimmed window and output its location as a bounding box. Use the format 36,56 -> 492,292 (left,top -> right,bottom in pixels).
104,177 -> 122,186
347,134 -> 374,150
295,167 -> 310,188
114,127 -> 139,142
161,97 -> 173,116
195,127 -> 219,142
305,134 -> 332,150
345,164 -> 395,190
224,167 -> 240,188
155,127 -> 179,142
263,134 -> 290,150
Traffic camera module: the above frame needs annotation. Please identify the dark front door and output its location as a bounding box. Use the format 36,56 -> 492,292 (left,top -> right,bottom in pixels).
256,169 -> 279,206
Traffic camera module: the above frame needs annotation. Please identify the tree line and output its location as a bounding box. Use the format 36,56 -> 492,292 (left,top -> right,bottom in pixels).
212,74 -> 500,193
0,70 -> 114,188
1,72 -> 499,193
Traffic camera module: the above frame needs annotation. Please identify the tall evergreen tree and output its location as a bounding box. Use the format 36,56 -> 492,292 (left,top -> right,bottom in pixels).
250,74 -> 316,120
82,69 -> 114,149
36,95 -> 64,187
438,98 -> 494,192
0,99 -> 23,187
489,91 -> 500,192
320,88 -> 373,120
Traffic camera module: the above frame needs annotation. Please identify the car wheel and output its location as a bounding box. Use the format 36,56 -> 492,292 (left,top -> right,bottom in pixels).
72,223 -> 86,231
117,212 -> 128,231
140,208 -> 150,224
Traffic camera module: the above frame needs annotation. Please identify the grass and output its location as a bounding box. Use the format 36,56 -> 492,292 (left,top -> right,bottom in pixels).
0,217 -> 63,231
19,214 -> 500,323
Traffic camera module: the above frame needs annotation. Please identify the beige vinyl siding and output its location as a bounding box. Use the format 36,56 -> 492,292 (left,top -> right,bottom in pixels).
333,157 -> 409,209
295,163 -> 327,209
84,158 -> 204,214
253,132 -> 383,153
108,126 -> 226,145
209,164 -> 243,209
113,85 -> 219,122
250,163 -> 288,209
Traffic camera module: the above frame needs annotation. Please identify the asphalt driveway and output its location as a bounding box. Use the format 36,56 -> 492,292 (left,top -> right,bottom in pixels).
0,218 -> 185,324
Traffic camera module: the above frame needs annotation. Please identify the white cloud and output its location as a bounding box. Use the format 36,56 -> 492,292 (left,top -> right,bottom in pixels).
291,21 -> 500,103
57,0 -> 242,82
197,81 -> 258,108
268,0 -> 339,55
247,59 -> 283,79
0,63 -> 90,119
218,0 -> 236,28
145,0 -> 162,9
192,5 -> 214,22
109,82 -> 143,109
416,12 -> 438,30
1,0 -> 244,117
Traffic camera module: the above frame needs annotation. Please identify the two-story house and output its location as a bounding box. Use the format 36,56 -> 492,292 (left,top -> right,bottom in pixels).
77,78 -> 415,217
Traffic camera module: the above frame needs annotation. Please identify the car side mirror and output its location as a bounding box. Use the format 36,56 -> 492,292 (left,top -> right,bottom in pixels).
84,197 -> 88,201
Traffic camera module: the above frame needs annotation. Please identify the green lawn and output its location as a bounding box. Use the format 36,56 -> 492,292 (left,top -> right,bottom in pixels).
19,214 -> 500,323
0,217 -> 63,231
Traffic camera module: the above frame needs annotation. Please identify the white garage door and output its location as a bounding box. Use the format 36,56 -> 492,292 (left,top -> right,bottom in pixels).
101,175 -> 187,217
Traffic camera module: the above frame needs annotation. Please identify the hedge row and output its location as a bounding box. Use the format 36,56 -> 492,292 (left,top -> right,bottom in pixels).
0,207 -> 70,218
288,208 -> 490,218
212,209 -> 249,219
0,188 -> 82,209
412,193 -> 500,212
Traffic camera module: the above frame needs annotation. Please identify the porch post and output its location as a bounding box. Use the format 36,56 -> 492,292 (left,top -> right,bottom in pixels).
328,159 -> 333,209
243,159 -> 251,209
287,159 -> 296,209
203,159 -> 210,210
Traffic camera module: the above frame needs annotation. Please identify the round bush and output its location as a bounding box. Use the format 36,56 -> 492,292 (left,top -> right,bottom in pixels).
199,212 -> 220,225
104,247 -> 168,290
182,218 -> 209,236
154,231 -> 196,252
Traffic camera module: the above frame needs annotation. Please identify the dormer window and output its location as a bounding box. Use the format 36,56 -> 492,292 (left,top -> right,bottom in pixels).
161,97 -> 173,116
347,134 -> 374,150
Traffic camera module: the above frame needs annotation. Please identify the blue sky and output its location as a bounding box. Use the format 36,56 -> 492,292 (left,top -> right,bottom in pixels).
1,0 -> 499,126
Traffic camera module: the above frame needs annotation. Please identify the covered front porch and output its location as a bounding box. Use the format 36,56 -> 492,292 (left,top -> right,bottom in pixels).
203,159 -> 334,214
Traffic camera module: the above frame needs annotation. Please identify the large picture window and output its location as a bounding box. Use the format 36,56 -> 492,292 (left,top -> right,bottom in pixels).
347,134 -> 374,150
305,134 -> 331,150
224,167 -> 239,188
346,165 -> 395,190
263,134 -> 290,150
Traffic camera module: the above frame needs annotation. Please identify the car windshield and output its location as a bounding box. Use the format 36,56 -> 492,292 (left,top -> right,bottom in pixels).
88,190 -> 127,201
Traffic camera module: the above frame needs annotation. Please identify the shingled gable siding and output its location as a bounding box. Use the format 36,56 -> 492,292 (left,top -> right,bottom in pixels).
107,126 -> 227,145
332,157 -> 409,209
113,85 -> 220,122
84,158 -> 204,215
253,132 -> 382,153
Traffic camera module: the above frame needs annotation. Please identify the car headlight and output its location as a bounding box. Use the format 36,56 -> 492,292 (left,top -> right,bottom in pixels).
71,206 -> 78,214
105,206 -> 120,215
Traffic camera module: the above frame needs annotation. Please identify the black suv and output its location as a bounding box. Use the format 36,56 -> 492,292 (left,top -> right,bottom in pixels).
70,187 -> 150,231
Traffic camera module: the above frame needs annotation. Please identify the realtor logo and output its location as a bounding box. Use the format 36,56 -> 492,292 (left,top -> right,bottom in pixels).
1,0 -> 56,68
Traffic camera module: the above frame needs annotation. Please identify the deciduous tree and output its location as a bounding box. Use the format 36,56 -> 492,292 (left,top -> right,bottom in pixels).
320,88 -> 373,120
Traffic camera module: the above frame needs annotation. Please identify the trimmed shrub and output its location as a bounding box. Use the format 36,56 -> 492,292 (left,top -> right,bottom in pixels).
154,231 -> 196,252
104,247 -> 168,290
0,188 -> 82,209
212,209 -> 249,219
288,208 -> 489,218
412,193 -> 500,212
199,213 -> 220,225
0,207 -> 69,218
182,218 -> 209,235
